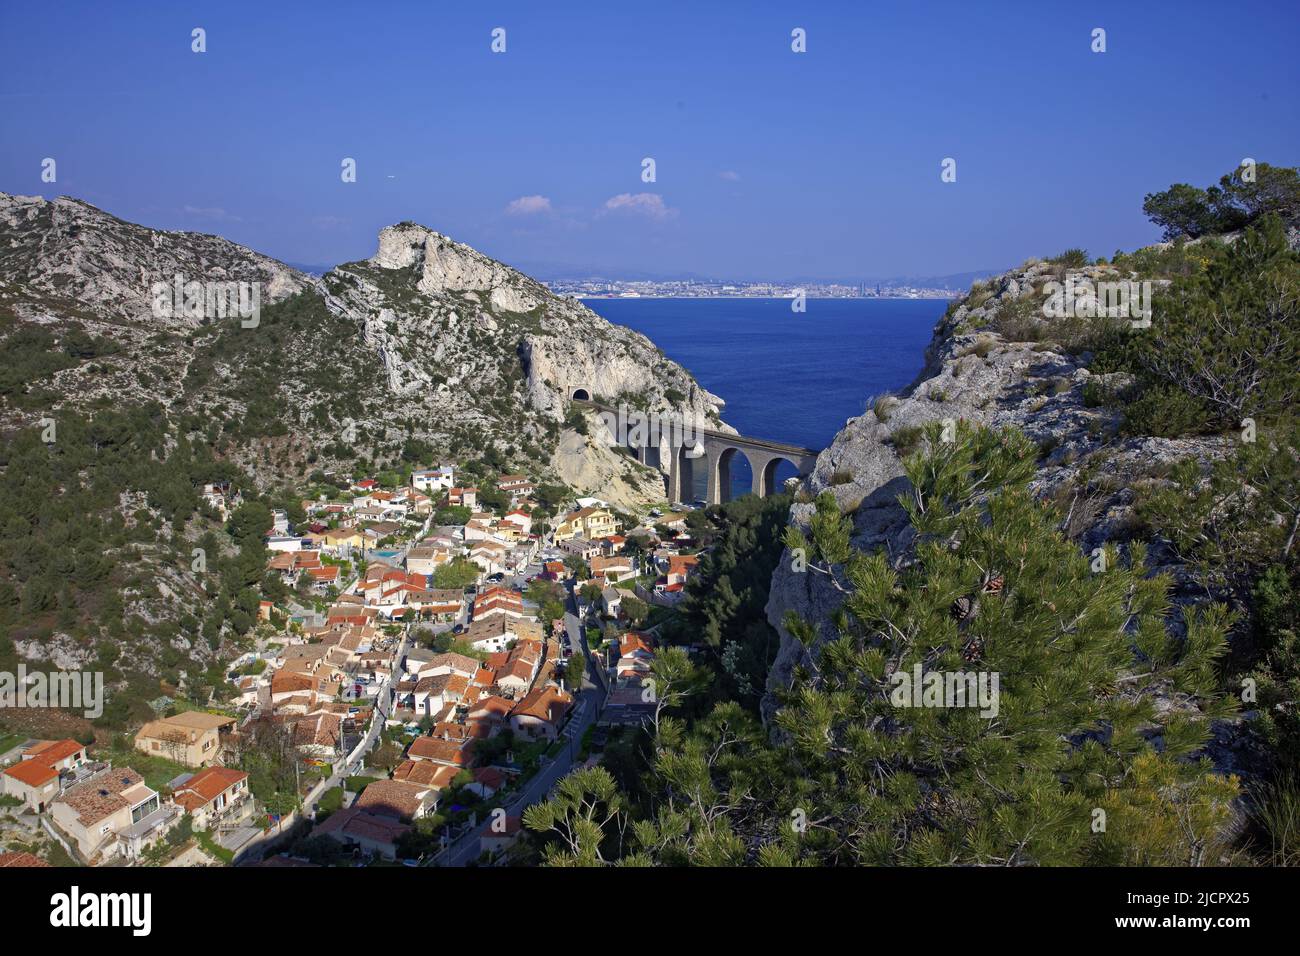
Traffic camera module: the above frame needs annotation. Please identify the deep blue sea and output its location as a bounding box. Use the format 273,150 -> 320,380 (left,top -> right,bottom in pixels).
583,297 -> 949,498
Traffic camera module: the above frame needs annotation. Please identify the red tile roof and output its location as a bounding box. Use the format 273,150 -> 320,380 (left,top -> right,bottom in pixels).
173,766 -> 248,812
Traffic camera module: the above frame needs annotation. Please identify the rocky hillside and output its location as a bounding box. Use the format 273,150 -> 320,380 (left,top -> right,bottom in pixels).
0,193 -> 725,508
0,193 -> 309,326
318,222 -> 726,509
763,252 -> 1259,772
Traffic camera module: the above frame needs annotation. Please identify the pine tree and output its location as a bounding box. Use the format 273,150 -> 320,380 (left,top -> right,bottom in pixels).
776,421 -> 1239,865
527,422 -> 1242,866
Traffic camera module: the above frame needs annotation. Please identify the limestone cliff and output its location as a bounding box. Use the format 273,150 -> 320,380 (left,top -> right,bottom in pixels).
763,257 -> 1249,771
319,221 -> 728,507
0,195 -> 729,508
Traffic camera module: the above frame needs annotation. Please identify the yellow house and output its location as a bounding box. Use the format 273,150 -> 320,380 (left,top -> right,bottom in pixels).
134,712 -> 236,767
554,507 -> 618,542
321,525 -> 365,552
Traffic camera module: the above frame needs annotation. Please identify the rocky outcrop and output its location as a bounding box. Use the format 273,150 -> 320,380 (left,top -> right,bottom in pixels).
550,428 -> 668,512
762,258 -> 1248,771
325,220 -> 728,506
0,195 -> 729,509
0,192 -> 308,327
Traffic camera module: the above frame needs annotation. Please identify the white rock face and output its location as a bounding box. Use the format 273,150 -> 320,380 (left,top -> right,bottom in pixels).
331,219 -> 731,506
763,258 -> 1246,775
550,427 -> 668,511
0,192 -> 309,328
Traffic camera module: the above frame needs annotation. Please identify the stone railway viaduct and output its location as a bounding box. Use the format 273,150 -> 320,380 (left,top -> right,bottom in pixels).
570,393 -> 820,506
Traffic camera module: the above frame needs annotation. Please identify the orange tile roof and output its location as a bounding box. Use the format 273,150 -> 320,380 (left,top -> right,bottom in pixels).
2,739 -> 85,788
173,766 -> 248,812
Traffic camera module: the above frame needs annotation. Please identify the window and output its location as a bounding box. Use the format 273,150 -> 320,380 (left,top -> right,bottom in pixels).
151,741 -> 160,751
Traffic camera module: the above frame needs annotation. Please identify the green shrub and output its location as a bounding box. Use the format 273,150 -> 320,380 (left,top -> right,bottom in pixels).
1111,217 -> 1299,434
1049,248 -> 1090,269
1120,386 -> 1211,438
887,424 -> 924,457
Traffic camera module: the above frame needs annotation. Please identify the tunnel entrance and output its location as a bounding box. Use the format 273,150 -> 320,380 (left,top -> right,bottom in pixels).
571,388 -> 591,401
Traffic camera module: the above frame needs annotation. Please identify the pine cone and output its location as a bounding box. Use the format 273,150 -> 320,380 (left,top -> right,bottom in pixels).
950,595 -> 978,621
981,573 -> 1005,595
961,637 -> 984,663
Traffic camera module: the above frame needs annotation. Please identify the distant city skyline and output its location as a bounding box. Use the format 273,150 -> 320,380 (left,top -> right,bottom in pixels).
2,1 -> 1297,279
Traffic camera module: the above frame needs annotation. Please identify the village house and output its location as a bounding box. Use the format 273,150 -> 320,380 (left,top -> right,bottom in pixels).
200,481 -> 242,519
404,488 -> 434,515
49,766 -> 174,864
472,586 -> 526,621
1,739 -> 90,812
430,588 -> 469,621
554,506 -> 618,542
171,766 -> 251,829
558,537 -> 602,561
500,508 -> 533,535
411,466 -> 455,492
133,712 -> 236,768
406,543 -> 453,576
266,549 -> 322,586
406,651 -> 480,681
305,564 -> 342,592
409,672 -> 471,717
497,475 -> 535,497
590,554 -> 634,583
448,486 -> 478,509
493,640 -> 543,697
408,733 -> 476,769
661,553 -> 700,586
315,806 -> 411,860
465,695 -> 514,738
320,525 -> 365,555
468,539 -> 508,575
616,632 -> 657,684
464,616 -> 543,654
287,712 -> 343,758
509,686 -> 574,741
355,779 -> 439,821
466,766 -> 507,800
479,814 -> 523,861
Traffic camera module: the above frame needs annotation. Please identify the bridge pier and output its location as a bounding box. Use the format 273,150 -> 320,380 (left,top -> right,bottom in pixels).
667,449 -> 694,505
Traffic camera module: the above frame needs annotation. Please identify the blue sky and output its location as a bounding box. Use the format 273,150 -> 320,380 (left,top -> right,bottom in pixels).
1,0 -> 1297,280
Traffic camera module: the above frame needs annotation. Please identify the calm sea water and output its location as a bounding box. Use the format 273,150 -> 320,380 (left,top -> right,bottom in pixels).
583,296 -> 948,498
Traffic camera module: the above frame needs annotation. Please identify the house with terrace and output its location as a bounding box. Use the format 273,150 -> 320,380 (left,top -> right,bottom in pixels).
49,766 -> 177,864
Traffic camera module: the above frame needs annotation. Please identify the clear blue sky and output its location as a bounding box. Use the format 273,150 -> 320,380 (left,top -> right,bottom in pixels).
1,0 -> 1296,280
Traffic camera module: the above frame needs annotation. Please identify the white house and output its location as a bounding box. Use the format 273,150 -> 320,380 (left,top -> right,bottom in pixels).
412,466 -> 455,492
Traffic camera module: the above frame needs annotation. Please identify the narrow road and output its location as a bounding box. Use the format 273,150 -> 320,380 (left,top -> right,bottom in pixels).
301,631 -> 407,819
429,583 -> 607,866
